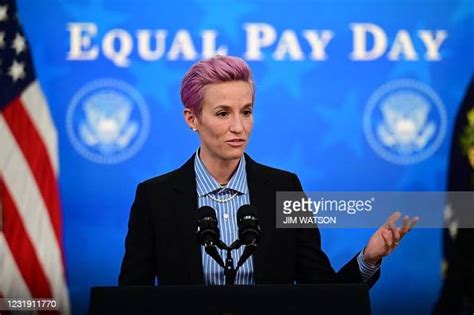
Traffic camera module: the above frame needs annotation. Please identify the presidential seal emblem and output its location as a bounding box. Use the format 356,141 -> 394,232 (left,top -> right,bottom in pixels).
363,79 -> 447,164
66,79 -> 150,164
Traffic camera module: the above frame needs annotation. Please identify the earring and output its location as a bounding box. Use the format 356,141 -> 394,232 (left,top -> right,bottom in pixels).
191,128 -> 197,132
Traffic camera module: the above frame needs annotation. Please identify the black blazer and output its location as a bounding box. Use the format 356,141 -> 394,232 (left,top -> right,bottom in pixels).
119,154 -> 380,287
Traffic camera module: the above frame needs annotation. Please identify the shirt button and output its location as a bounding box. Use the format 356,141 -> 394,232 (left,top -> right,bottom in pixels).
223,213 -> 229,220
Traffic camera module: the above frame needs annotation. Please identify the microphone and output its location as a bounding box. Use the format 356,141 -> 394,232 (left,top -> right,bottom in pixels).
196,206 -> 225,268
236,205 -> 262,269
237,205 -> 262,245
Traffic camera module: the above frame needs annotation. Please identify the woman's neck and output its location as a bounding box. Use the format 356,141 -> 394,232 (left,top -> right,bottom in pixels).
199,151 -> 241,185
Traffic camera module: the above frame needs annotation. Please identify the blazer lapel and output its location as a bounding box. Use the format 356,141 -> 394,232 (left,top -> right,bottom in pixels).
245,154 -> 271,283
171,154 -> 204,284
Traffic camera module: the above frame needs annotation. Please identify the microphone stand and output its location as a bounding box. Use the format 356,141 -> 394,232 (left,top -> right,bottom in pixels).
224,247 -> 236,285
219,240 -> 241,285
208,239 -> 257,286
234,239 -> 257,274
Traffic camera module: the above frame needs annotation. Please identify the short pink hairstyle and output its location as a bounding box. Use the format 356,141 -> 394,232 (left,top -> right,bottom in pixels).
180,55 -> 254,114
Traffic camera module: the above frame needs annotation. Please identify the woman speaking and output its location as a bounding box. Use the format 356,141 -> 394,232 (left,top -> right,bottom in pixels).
118,55 -> 418,286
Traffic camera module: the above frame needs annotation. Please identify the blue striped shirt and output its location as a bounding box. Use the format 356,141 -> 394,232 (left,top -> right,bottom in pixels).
195,151 -> 254,285
194,151 -> 379,284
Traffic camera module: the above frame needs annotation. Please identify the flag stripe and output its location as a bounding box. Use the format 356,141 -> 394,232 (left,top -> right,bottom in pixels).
2,94 -> 63,251
20,82 -> 59,176
0,116 -> 69,312
0,232 -> 33,300
1,181 -> 53,298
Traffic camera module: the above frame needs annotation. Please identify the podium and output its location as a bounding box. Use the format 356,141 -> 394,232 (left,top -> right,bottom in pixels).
89,284 -> 371,315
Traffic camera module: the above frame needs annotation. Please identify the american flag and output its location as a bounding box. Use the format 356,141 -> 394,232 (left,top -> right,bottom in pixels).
0,0 -> 70,313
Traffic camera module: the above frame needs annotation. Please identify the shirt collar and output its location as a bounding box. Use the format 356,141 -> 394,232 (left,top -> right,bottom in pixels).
194,149 -> 248,197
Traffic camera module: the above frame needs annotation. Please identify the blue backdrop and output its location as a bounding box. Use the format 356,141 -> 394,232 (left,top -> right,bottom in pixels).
16,0 -> 474,314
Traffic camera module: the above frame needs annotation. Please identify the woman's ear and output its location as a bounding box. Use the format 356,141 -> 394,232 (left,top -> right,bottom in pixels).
183,108 -> 197,131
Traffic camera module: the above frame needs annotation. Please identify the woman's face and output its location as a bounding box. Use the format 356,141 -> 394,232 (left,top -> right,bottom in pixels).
186,80 -> 254,164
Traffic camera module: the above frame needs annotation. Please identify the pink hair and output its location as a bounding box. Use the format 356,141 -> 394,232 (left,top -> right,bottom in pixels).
180,55 -> 254,113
